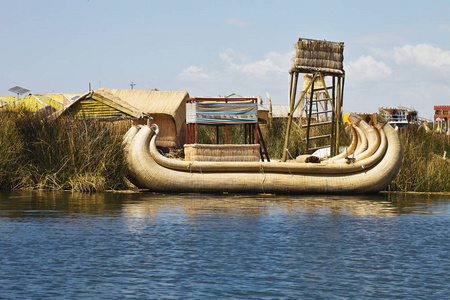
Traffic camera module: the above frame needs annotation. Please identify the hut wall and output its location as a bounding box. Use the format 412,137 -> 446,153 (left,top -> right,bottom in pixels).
134,115 -> 184,148
184,144 -> 260,162
258,110 -> 269,124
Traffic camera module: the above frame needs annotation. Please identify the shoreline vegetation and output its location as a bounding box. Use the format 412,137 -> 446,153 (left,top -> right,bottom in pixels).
0,111 -> 129,192
1,111 -> 449,193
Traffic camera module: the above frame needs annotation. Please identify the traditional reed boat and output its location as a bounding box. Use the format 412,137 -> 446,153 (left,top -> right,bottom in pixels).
124,113 -> 402,194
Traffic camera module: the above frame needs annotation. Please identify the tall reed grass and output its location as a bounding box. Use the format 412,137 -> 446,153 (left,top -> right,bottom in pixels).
388,125 -> 449,192
0,111 -> 129,192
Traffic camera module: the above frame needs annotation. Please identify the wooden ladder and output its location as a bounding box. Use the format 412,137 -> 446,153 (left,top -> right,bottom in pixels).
302,81 -> 336,154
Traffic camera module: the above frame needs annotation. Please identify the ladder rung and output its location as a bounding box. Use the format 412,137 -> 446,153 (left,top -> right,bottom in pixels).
302,121 -> 332,128
309,110 -> 333,115
309,98 -> 331,103
311,86 -> 332,92
302,134 -> 331,141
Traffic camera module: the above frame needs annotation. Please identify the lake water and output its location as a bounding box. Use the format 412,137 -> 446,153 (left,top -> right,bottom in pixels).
0,191 -> 449,299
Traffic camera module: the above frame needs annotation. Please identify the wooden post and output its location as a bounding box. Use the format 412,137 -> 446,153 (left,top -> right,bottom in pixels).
267,92 -> 273,125
244,124 -> 247,144
225,124 -> 228,144
216,125 -> 219,144
281,73 -> 316,161
188,124 -> 191,144
336,76 -> 345,156
186,124 -> 189,144
288,72 -> 294,109
281,72 -> 299,162
306,78 -> 315,152
290,72 -> 298,112
252,124 -> 255,144
195,123 -> 198,144
331,76 -> 336,156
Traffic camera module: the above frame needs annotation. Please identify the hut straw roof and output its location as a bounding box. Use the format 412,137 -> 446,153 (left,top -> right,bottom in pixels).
99,88 -> 189,118
100,88 -> 189,133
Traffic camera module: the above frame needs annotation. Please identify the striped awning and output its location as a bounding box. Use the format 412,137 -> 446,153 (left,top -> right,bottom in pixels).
186,102 -> 258,124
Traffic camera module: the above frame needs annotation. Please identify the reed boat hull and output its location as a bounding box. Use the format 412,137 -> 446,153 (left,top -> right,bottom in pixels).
125,115 -> 402,194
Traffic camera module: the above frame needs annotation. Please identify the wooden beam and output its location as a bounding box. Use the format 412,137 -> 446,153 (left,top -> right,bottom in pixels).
225,124 -> 228,144
331,76 -> 336,156
281,73 -> 317,162
306,78 -> 315,152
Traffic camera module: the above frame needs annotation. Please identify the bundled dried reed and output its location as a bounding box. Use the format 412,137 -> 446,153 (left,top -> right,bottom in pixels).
292,38 -> 344,75
185,144 -> 260,162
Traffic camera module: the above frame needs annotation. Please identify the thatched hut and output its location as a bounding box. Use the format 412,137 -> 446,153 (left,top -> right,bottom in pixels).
56,88 -> 189,148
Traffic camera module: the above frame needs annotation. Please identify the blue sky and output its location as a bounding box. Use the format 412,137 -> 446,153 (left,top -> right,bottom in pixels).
2,0 -> 450,119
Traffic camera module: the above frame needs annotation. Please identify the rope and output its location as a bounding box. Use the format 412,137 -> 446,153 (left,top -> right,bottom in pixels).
284,149 -> 295,184
260,164 -> 266,193
285,148 -> 295,160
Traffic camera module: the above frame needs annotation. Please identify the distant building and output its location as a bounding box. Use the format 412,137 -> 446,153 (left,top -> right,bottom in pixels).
434,105 -> 450,134
0,93 -> 79,113
378,107 -> 418,128
0,96 -> 16,106
0,94 -> 66,113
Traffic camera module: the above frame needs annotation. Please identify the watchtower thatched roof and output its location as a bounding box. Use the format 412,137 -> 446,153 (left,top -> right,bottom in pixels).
291,38 -> 344,75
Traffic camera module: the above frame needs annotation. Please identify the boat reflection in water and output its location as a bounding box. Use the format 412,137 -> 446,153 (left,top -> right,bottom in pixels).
121,192 -> 448,224
1,191 -> 447,220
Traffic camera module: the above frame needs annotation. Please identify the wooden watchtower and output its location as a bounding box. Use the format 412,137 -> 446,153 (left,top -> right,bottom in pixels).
282,38 -> 345,161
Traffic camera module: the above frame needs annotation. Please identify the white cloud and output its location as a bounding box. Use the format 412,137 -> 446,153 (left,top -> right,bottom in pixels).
178,66 -> 214,80
388,44 -> 450,69
438,25 -> 450,32
219,49 -> 238,64
345,43 -> 450,118
176,49 -> 292,103
220,49 -> 292,78
179,49 -> 292,82
225,18 -> 247,26
345,55 -> 392,81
